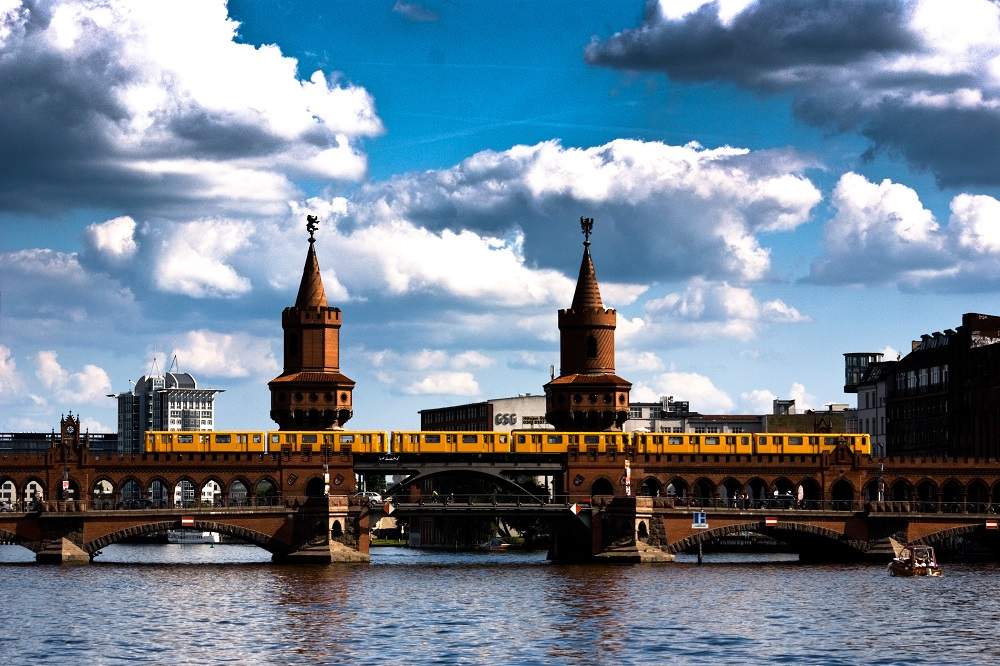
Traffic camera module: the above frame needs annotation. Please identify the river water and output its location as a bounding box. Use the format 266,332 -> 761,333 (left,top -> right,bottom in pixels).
1,544 -> 998,664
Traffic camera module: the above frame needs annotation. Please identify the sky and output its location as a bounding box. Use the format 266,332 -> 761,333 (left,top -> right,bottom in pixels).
2,0 -> 1000,433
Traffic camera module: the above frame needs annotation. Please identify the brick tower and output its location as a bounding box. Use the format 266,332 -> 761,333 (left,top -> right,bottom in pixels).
268,216 -> 355,430
544,217 -> 631,430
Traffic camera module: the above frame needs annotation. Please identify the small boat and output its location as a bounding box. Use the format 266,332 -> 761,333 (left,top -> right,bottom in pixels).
888,538 -> 942,577
167,529 -> 221,545
478,535 -> 509,552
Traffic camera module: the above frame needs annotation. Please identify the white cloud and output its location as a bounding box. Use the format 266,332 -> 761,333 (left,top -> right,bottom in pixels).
170,330 -> 278,379
880,345 -> 901,361
404,371 -> 480,396
789,382 -> 817,412
0,0 -> 382,214
617,350 -> 665,373
588,0 -> 1000,187
34,350 -> 112,405
152,219 -> 253,298
84,215 -> 137,262
633,371 -> 735,413
740,388 -> 776,414
0,345 -> 24,398
80,417 -> 113,432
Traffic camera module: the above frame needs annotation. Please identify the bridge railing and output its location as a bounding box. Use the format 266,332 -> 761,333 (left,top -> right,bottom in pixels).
651,496 -> 1000,514
390,493 -> 568,507
6,496 -> 329,513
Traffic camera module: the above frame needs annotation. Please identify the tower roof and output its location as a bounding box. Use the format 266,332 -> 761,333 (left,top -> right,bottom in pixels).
295,240 -> 328,308
570,243 -> 604,310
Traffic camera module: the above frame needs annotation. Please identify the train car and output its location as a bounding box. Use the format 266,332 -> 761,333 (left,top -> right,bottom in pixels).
634,433 -> 753,455
753,433 -> 871,456
510,431 -> 630,454
266,431 -> 388,454
144,431 -> 266,453
391,431 -> 511,454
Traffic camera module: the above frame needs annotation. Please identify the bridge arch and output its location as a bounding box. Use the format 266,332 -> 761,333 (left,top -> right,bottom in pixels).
831,478 -> 855,510
798,478 -> 821,505
386,468 -> 546,501
967,480 -> 990,513
148,477 -> 170,507
305,476 -> 326,498
665,477 -> 689,498
942,479 -> 964,513
199,477 -> 225,506
173,476 -> 198,507
22,478 -> 45,502
637,476 -> 662,497
227,478 -> 251,506
118,477 -> 144,506
0,477 -> 15,506
253,477 -> 279,503
85,519 -> 287,556
916,478 -> 938,511
890,478 -> 913,501
665,519 -> 863,558
591,477 -> 615,496
692,477 -> 715,505
0,527 -> 27,549
913,524 -> 995,549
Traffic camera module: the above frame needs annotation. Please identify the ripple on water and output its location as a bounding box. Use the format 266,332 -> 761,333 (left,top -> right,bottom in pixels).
0,545 -> 998,663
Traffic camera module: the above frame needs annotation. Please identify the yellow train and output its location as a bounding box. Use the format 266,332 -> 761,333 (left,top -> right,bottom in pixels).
144,430 -> 869,456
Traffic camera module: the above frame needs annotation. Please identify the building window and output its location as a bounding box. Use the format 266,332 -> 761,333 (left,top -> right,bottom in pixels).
586,335 -> 597,359
628,407 -> 642,419
694,427 -> 706,433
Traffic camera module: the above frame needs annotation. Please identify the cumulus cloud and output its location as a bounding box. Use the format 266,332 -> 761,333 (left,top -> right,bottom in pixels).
404,371 -> 480,396
152,219 -> 254,298
0,345 -> 24,399
333,138 -> 820,284
0,0 -> 381,216
632,371 -> 735,412
34,350 -> 111,404
809,172 -> 1000,290
84,215 -> 137,263
617,350 -> 666,373
587,0 -> 1000,187
170,330 -> 279,379
740,381 -> 819,413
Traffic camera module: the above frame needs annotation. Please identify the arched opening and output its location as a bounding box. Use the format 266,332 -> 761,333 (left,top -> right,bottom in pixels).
992,481 -> 1000,509
916,479 -> 938,512
772,477 -> 795,508
330,520 -> 343,538
63,479 -> 81,502
92,479 -> 114,508
24,480 -> 44,504
798,478 -> 822,509
890,479 -> 913,502
831,479 -> 854,511
305,477 -> 326,498
228,480 -> 249,506
174,479 -> 196,508
942,479 -> 964,513
254,478 -> 278,505
862,479 -> 883,503
747,478 -> 769,508
967,480 -> 990,513
637,477 -> 661,497
119,479 -> 143,508
0,479 -> 16,509
720,478 -> 742,507
693,478 -> 715,507
148,479 -> 169,508
586,335 -> 597,359
591,478 -> 615,496
637,521 -> 649,540
665,477 -> 689,500
200,480 -> 222,506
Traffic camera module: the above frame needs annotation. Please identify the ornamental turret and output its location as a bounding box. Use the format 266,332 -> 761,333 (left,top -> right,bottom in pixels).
544,217 -> 631,430
268,216 -> 355,430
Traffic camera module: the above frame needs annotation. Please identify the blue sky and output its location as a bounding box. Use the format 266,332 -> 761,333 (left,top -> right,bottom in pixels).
2,0 -> 1000,432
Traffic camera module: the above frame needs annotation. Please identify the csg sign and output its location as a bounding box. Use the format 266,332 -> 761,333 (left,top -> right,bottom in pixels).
495,413 -> 518,426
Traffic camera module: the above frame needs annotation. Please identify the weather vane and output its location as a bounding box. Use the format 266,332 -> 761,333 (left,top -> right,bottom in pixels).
580,216 -> 594,245
306,214 -> 319,242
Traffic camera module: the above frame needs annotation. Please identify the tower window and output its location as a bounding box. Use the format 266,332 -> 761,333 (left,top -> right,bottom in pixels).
587,335 -> 597,359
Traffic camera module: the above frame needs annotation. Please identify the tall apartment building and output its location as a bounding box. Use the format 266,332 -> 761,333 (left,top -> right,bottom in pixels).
113,368 -> 223,453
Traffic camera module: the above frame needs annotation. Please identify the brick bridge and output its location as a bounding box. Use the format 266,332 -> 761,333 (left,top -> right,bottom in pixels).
4,419 -> 1000,563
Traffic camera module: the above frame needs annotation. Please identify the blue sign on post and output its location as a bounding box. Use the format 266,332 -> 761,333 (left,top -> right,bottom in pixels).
692,511 -> 708,529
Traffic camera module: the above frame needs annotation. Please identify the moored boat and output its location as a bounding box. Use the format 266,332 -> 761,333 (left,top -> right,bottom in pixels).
888,538 -> 942,577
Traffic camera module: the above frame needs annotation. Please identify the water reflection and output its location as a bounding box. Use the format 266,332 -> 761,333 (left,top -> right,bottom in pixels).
1,545 -> 998,663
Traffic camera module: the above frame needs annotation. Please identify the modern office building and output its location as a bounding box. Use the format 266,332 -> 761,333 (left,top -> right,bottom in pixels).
113,366 -> 223,453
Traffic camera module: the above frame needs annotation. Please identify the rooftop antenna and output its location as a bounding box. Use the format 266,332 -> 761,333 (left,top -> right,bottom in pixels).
549,364 -> 555,380
150,354 -> 160,377
169,354 -> 180,374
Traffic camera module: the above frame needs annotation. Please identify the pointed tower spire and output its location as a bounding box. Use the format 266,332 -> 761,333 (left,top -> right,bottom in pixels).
571,219 -> 604,310
295,240 -> 328,308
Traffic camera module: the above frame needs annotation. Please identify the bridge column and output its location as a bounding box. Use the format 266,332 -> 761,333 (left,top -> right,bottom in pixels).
274,495 -> 370,564
34,516 -> 91,564
592,496 -> 673,563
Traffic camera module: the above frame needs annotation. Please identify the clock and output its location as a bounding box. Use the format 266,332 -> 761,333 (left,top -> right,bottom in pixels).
66,425 -> 75,434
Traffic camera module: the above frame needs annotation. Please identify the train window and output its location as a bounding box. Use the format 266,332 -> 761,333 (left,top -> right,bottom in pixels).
532,435 -> 542,444
216,434 -> 232,444
409,434 -> 419,444
237,434 -> 247,444
825,437 -> 838,445
809,436 -> 819,446
584,435 -> 599,445
166,435 -> 173,444
303,434 -> 319,444
706,437 -> 719,445
271,434 -> 280,443
691,436 -> 700,445
741,436 -> 749,446
485,434 -> 494,444
547,435 -> 562,444
462,435 -> 477,443
569,435 -> 579,444
447,434 -> 456,444
517,435 -> 526,444
286,434 -> 297,444
200,434 -> 210,444
499,435 -> 507,444
774,436 -> 783,445
668,436 -> 682,445
425,434 -> 441,443
178,435 -> 193,443
789,436 -> 803,445
325,434 -> 334,445
726,436 -> 735,445
339,435 -> 353,444
654,436 -> 663,445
